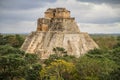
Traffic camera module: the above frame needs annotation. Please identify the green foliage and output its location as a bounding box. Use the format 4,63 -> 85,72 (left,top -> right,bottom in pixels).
113,36 -> 120,48
113,43 -> 120,48
24,54 -> 42,80
108,47 -> 120,65
88,48 -> 104,54
40,59 -> 75,80
25,54 -> 39,64
0,45 -> 26,80
0,45 -> 41,80
75,56 -> 117,80
44,47 -> 68,65
0,34 -> 25,48
92,35 -> 118,50
0,34 -> 5,45
25,64 -> 42,80
107,67 -> 120,80
0,45 -> 25,56
15,34 -> 25,48
117,36 -> 120,41
0,34 -> 120,80
43,42 -> 120,80
86,48 -> 108,59
53,47 -> 67,56
44,54 -> 59,65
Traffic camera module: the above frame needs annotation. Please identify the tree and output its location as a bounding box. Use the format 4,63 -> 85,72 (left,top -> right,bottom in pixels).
40,59 -> 75,80
0,45 -> 41,80
53,47 -> 67,57
0,34 -> 25,48
25,54 -> 39,64
75,56 -> 117,80
25,64 -> 42,80
24,54 -> 42,80
106,47 -> 120,80
44,47 -> 67,65
107,67 -> 120,80
108,47 -> 120,65
0,34 -> 6,45
15,34 -> 24,48
113,36 -> 120,48
0,45 -> 26,80
86,48 -> 107,59
0,45 -> 25,56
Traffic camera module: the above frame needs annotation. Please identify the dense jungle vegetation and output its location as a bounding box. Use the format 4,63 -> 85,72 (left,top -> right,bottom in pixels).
0,34 -> 120,80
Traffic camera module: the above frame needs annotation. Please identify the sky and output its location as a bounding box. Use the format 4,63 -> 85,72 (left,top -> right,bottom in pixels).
0,0 -> 120,34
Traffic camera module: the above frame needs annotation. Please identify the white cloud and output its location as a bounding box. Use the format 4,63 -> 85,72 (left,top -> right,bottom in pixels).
0,7 -> 46,22
43,0 -> 120,23
0,21 -> 36,33
0,0 -> 120,33
79,22 -> 120,33
84,3 -> 118,19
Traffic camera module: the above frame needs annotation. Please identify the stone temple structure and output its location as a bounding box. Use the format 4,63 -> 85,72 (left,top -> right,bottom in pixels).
21,8 -> 99,59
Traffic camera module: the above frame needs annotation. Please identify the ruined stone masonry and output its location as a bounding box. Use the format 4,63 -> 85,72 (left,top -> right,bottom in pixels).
21,8 -> 99,59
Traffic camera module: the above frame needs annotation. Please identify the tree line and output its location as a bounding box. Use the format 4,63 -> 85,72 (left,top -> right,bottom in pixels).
0,34 -> 120,80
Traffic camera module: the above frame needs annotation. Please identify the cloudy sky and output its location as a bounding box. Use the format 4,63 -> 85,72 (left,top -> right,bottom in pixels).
0,0 -> 120,33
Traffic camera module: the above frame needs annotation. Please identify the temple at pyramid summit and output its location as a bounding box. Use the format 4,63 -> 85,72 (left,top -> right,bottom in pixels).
21,8 -> 99,59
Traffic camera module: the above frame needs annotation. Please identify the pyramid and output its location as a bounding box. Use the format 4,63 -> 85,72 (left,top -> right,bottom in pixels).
21,8 -> 99,59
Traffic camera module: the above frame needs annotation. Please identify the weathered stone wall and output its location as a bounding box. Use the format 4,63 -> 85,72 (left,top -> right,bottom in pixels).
21,32 -> 99,59
54,11 -> 70,18
37,18 -> 50,31
41,24 -> 48,31
44,8 -> 70,18
21,8 -> 99,59
45,12 -> 53,18
37,18 -> 78,32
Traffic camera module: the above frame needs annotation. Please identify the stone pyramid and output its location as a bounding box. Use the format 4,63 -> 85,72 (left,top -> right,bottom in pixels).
21,8 -> 99,59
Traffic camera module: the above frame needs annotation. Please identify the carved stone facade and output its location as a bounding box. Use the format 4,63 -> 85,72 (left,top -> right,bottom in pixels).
45,8 -> 70,18
21,8 -> 99,59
